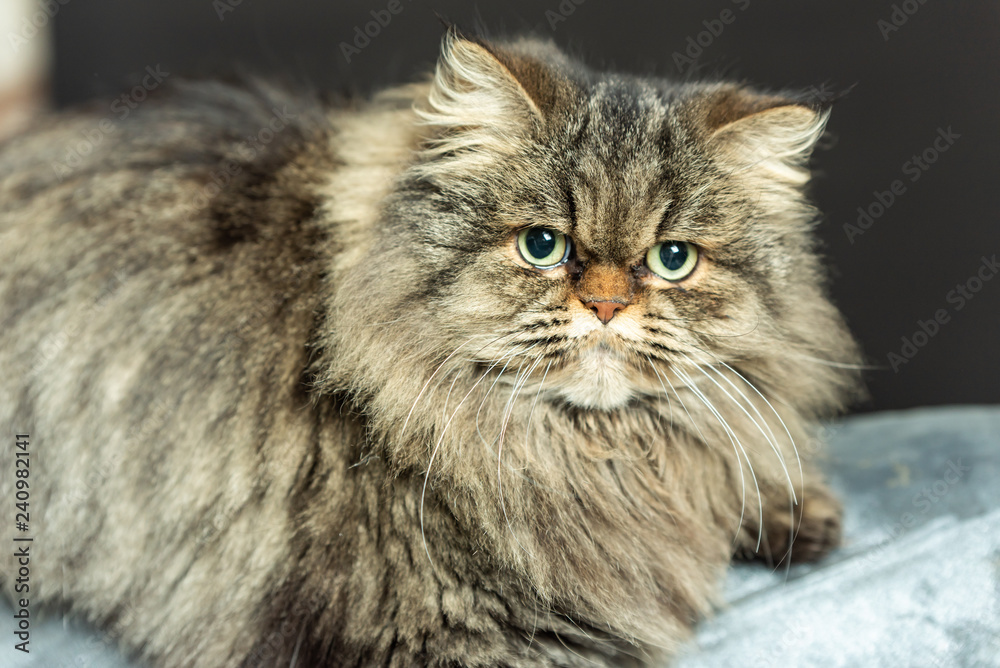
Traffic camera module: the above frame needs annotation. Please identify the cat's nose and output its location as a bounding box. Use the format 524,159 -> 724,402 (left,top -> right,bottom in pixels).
583,300 -> 625,325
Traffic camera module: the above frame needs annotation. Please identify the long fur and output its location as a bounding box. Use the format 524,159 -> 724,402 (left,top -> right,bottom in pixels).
0,32 -> 861,667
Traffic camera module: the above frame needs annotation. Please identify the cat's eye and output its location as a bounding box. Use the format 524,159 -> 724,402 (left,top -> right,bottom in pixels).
517,227 -> 569,268
646,241 -> 698,282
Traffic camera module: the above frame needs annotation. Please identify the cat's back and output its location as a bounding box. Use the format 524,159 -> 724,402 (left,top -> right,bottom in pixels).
0,78 -> 350,445
0,79 -> 333,251
0,82 -> 352,664
0,79 -> 338,343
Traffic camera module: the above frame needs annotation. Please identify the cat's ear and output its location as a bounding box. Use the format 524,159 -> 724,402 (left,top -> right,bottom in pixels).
705,88 -> 829,186
417,30 -> 558,154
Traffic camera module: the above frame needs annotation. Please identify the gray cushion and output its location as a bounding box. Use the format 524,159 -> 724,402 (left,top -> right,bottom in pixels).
677,405 -> 1000,667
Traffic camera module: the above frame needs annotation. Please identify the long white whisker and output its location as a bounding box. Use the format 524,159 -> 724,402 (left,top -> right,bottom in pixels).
674,365 -> 762,550
646,355 -> 759,543
716,360 -> 807,568
649,357 -> 748,543
716,360 -> 803,490
476,344 -> 538,449
526,602 -> 540,650
709,367 -> 786,485
644,356 -> 674,438
648,356 -> 710,444
500,356 -> 540,454
419,345 -> 525,570
685,357 -> 794,562
441,370 -> 461,424
684,355 -> 795,506
524,359 -> 552,446
691,358 -> 799,569
476,358 -> 516,447
402,336 -> 476,437
498,356 -> 543,558
551,631 -> 602,666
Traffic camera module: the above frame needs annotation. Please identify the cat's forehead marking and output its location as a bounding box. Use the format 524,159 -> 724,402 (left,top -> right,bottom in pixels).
584,80 -> 669,152
564,81 -> 674,263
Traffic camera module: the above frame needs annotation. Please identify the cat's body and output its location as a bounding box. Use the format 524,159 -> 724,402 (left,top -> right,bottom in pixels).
0,34 -> 860,667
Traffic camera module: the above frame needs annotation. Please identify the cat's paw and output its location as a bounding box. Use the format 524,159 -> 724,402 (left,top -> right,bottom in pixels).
737,486 -> 843,565
781,490 -> 843,563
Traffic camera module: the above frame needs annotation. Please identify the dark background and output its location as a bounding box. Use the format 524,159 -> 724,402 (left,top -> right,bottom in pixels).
51,0 -> 999,414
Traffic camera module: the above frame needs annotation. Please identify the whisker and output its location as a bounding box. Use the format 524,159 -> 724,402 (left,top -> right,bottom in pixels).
787,352 -> 875,370
476,352 -> 571,500
288,624 -> 305,668
420,345 -> 525,570
644,357 -> 674,439
401,336 -> 477,437
476,344 -> 539,450
551,631 -> 603,667
524,359 -> 553,446
685,355 -> 796,506
441,370 -> 461,424
715,360 -> 807,568
648,357 -> 755,547
647,356 -> 707,445
691,356 -> 799,569
674,364 -> 762,550
526,602 -> 539,650
497,356 -> 543,558
715,362 -> 803,489
684,356 -> 794,562
475,358 -> 515,448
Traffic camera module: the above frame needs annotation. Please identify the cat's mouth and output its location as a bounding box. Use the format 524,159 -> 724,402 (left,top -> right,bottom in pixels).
552,338 -> 638,410
486,331 -> 652,411
585,342 -> 621,360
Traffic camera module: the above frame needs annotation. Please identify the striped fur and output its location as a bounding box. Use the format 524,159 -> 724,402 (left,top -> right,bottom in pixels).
0,32 -> 861,667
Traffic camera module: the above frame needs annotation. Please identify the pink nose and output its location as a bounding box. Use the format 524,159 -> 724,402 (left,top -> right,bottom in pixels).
584,300 -> 625,324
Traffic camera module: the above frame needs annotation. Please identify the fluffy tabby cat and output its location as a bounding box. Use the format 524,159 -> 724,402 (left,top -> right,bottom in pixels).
0,30 -> 861,667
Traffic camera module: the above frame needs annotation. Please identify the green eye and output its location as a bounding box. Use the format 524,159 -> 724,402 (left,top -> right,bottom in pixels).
646,241 -> 698,281
517,227 -> 569,268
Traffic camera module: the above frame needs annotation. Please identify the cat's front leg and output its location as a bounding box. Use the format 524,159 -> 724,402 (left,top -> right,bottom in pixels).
734,468 -> 843,565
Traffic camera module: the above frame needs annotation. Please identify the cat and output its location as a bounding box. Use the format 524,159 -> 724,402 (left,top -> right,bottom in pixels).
0,29 -> 862,667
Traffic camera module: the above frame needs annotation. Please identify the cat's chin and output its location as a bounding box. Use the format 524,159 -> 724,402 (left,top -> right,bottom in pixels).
557,344 -> 636,411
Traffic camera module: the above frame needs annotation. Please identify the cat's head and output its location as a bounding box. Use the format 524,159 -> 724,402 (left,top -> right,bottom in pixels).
323,31 -> 860,440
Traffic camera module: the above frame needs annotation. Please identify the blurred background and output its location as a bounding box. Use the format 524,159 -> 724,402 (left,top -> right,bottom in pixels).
4,0 -> 997,414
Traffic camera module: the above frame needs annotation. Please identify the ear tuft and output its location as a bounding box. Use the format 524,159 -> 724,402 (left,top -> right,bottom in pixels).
707,88 -> 829,186
416,31 -> 546,160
